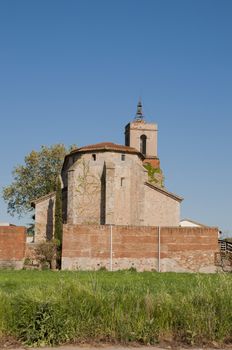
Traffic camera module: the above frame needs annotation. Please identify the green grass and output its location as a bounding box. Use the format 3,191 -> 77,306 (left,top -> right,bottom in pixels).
0,270 -> 232,347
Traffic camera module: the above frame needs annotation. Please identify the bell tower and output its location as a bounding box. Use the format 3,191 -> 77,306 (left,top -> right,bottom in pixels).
125,100 -> 160,168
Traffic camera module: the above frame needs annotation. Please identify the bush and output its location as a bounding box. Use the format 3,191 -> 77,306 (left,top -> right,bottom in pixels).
35,240 -> 58,269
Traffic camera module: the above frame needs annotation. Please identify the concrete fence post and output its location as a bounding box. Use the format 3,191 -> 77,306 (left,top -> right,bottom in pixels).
110,225 -> 113,271
158,226 -> 161,272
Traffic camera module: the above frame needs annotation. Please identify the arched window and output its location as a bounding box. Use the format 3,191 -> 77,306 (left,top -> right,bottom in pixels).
140,135 -> 147,155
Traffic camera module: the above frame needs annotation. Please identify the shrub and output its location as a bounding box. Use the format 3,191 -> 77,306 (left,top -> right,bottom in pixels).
35,240 -> 58,270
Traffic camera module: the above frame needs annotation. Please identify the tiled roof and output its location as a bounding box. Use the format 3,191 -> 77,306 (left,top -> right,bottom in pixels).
69,142 -> 142,156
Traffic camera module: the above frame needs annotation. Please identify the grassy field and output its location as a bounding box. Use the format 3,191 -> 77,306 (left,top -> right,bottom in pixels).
0,270 -> 232,347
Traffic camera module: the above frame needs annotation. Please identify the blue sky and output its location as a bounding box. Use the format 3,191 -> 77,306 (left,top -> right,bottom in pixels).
0,0 -> 232,235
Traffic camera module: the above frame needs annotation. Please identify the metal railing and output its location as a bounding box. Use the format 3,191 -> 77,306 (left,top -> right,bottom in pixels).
218,239 -> 232,253
215,240 -> 232,270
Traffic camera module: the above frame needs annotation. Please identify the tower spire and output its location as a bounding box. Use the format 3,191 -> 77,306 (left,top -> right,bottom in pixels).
135,99 -> 144,121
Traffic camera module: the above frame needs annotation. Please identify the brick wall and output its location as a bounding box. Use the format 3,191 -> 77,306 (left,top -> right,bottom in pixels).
0,226 -> 26,269
62,224 -> 219,273
159,227 -> 219,273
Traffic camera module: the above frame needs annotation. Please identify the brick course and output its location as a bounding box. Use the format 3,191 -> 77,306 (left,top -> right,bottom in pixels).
0,226 -> 26,269
0,224 -> 219,273
62,225 -> 219,272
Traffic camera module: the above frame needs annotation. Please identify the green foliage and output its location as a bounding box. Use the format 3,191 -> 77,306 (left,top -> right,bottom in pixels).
2,144 -> 68,217
35,240 -> 58,270
0,271 -> 232,347
54,177 -> 63,246
143,163 -> 164,187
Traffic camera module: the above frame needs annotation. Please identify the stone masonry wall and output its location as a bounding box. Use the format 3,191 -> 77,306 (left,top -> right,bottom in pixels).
144,185 -> 180,226
34,193 -> 56,243
0,226 -> 26,269
62,225 -> 219,272
66,152 -> 147,226
125,120 -> 158,157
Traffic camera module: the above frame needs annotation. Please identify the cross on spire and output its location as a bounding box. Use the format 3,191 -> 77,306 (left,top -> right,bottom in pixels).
135,99 -> 144,121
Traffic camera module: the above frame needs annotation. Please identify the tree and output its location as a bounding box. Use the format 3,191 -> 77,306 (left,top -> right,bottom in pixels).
54,176 -> 63,245
2,144 -> 70,217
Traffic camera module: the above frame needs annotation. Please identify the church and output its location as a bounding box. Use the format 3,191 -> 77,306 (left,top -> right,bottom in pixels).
33,101 -> 183,242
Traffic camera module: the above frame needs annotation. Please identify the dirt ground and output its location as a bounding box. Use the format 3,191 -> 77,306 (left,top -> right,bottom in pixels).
9,346 -> 232,350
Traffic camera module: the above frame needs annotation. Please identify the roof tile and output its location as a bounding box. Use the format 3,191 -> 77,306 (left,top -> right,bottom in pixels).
69,142 -> 142,155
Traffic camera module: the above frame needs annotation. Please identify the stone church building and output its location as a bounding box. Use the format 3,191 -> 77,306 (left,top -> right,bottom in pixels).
33,102 -> 183,242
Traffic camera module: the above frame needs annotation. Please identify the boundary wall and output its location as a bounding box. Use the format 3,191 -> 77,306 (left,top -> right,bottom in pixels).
62,224 -> 219,273
0,226 -> 26,269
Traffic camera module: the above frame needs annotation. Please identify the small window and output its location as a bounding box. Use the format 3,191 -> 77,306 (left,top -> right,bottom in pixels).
121,177 -> 125,186
121,154 -> 125,161
140,134 -> 147,155
92,154 -> 96,161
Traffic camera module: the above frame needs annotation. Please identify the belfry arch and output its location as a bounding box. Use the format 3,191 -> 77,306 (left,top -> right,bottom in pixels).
124,100 -> 158,159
